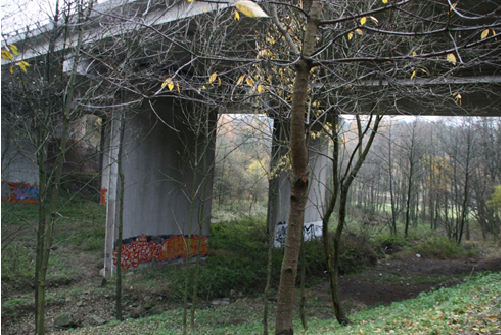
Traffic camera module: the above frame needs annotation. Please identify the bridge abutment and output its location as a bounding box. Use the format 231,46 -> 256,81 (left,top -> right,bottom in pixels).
103,98 -> 215,275
267,120 -> 329,246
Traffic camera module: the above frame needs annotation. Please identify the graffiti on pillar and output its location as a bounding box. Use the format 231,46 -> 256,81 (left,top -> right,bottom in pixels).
100,189 -> 107,204
273,221 -> 288,247
273,221 -> 322,247
113,233 -> 209,270
1,181 -> 40,203
304,221 -> 322,241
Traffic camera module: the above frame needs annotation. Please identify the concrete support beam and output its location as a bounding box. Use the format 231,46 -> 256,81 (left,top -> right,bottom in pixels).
267,120 -> 329,246
1,136 -> 39,185
103,98 -> 216,275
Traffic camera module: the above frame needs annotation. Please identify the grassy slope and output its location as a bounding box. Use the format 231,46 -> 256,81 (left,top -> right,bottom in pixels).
66,272 -> 501,335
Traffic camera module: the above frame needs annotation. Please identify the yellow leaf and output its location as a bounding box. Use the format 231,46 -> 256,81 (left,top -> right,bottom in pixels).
355,28 -> 363,35
208,72 -> 218,84
203,6 -> 207,13
218,77 -> 222,86
420,68 -> 429,74
481,29 -> 489,39
453,92 -> 462,105
412,51 -> 417,56
258,49 -> 271,58
235,10 -> 240,20
348,32 -> 354,40
17,61 -> 30,72
257,85 -> 264,93
9,66 -> 14,74
237,75 -> 245,85
360,17 -> 366,25
411,70 -> 416,80
177,83 -> 181,93
447,53 -> 457,66
9,45 -> 18,55
369,16 -> 379,24
246,77 -> 254,86
382,0 -> 388,3
187,0 -> 195,2
235,0 -> 269,18
161,77 -> 173,88
202,85 -> 206,89
1,50 -> 13,60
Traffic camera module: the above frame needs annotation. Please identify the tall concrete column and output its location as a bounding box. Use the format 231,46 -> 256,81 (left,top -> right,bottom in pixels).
266,119 -> 291,245
104,98 -> 216,275
267,120 -> 329,246
103,112 -> 121,276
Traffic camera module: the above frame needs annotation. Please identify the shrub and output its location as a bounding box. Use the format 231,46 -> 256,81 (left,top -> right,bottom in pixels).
373,233 -> 408,255
1,242 -> 36,290
412,236 -> 477,259
338,234 -> 378,275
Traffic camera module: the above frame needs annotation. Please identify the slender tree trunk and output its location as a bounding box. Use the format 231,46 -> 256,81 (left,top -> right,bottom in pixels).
274,1 -> 321,334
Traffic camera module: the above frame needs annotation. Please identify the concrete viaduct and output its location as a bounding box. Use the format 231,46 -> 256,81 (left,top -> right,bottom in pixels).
1,0 -> 500,276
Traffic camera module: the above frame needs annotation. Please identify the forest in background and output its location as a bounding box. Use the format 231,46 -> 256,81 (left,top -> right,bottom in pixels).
213,115 -> 501,243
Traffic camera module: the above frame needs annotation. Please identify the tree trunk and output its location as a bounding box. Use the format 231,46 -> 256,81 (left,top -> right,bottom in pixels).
274,1 -> 321,334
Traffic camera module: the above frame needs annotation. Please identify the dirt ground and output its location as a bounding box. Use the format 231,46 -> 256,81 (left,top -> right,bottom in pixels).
2,254 -> 500,335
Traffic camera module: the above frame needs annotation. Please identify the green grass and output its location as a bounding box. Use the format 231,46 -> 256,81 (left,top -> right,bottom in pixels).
64,272 -> 501,334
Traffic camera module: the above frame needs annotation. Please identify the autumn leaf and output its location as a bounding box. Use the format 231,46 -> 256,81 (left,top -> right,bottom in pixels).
235,10 -> 240,20
1,50 -> 13,60
382,0 -> 388,3
237,75 -> 245,85
447,53 -> 457,66
257,84 -> 264,93
16,61 -> 30,72
9,66 -> 14,74
235,0 -> 269,18
481,29 -> 490,39
161,77 -> 175,90
348,32 -> 354,40
411,70 -> 416,80
208,71 -> 218,84
355,28 -> 363,35
8,45 -> 18,55
360,17 -> 367,25
245,77 -> 254,86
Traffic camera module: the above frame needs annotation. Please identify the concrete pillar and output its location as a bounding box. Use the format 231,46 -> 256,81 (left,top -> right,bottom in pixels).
268,120 -> 329,246
104,98 -> 216,275
266,119 -> 291,245
1,131 -> 40,203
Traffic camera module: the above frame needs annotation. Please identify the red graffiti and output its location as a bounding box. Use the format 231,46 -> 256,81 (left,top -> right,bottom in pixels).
113,234 -> 209,270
